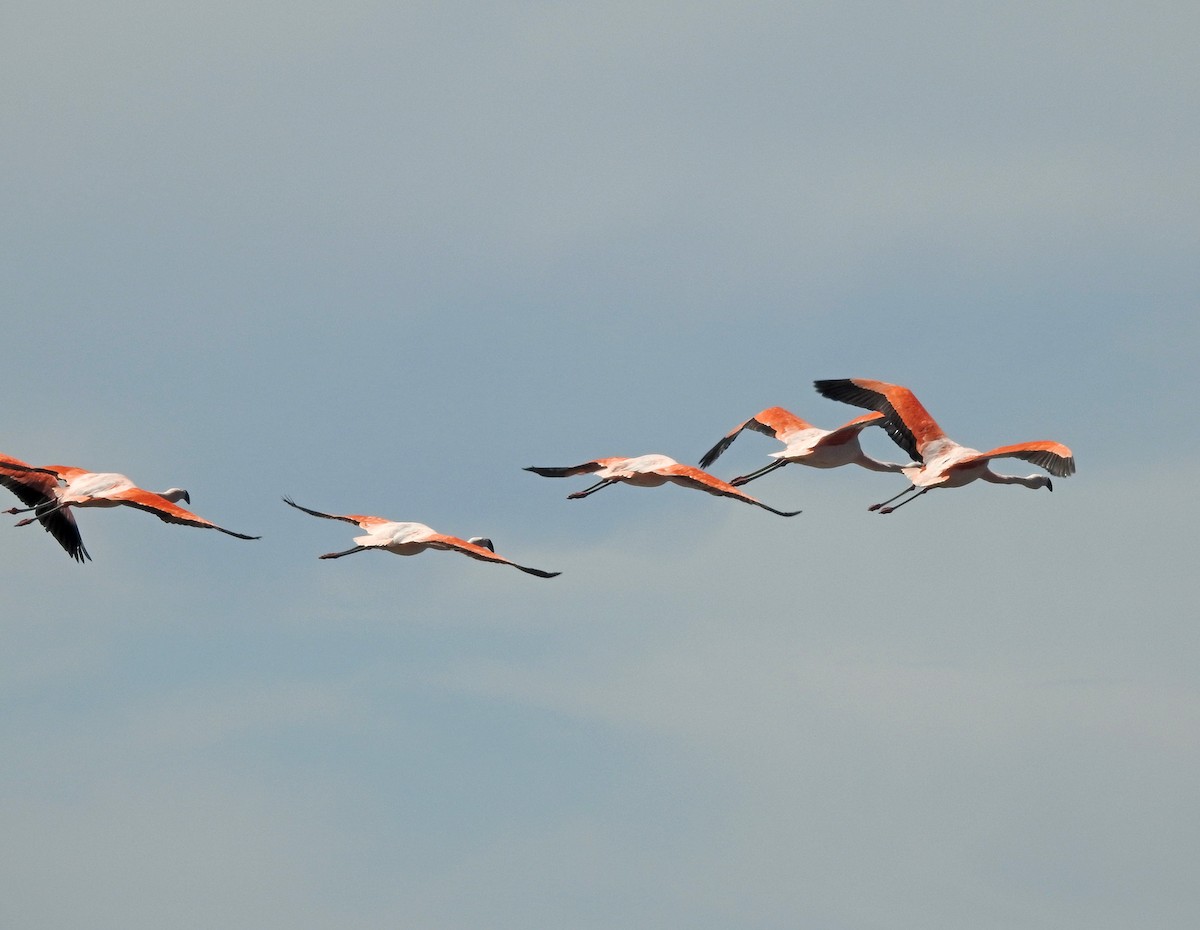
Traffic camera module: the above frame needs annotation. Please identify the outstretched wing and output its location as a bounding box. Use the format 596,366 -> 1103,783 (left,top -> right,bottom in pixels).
961,441 -> 1076,478
660,464 -> 801,517
814,379 -> 945,462
524,461 -> 608,478
0,455 -> 61,479
282,496 -> 390,528
426,533 -> 561,578
819,411 -> 888,446
114,489 -> 260,539
698,407 -> 813,468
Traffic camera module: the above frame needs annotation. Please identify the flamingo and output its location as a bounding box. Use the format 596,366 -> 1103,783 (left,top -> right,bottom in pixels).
282,497 -> 560,577
524,453 -> 802,516
698,407 -> 911,486
813,378 -> 1075,513
2,462 -> 259,539
0,453 -> 90,562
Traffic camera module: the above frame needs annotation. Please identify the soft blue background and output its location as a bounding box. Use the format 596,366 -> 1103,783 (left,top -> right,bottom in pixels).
3,3 -> 1197,928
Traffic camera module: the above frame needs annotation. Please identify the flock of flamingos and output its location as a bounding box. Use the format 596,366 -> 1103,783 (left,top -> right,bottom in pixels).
0,378 -> 1075,577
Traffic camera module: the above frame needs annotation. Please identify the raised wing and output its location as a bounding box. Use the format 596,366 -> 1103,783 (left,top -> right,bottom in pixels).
819,411 -> 888,447
698,407 -> 814,469
282,496 -> 390,528
814,379 -> 945,461
0,455 -> 62,479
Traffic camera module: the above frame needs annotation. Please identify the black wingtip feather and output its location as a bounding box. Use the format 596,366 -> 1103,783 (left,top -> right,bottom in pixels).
697,436 -> 733,470
525,465 -> 574,478
814,379 -> 921,462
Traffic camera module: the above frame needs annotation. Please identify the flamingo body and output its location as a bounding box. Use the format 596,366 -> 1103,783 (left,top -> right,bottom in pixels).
699,407 -> 909,485
283,497 -> 559,577
525,453 -> 801,516
4,462 -> 259,539
813,378 -> 1075,512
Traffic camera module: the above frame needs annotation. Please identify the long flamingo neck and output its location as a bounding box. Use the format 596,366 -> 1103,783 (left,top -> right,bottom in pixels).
982,472 -> 1047,489
856,454 -> 908,473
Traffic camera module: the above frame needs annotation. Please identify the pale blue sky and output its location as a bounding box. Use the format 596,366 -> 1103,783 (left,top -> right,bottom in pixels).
3,3 -> 1198,929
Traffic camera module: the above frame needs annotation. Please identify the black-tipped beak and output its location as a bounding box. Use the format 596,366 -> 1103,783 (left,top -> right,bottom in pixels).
1047,479 -> 1053,492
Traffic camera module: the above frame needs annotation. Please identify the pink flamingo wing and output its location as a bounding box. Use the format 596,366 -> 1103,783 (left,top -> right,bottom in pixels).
818,411 -> 888,448
113,489 -> 259,539
426,534 -> 560,578
814,379 -> 945,460
0,458 -> 90,562
963,441 -> 1076,477
282,496 -> 390,528
698,407 -> 814,468
524,459 -> 612,478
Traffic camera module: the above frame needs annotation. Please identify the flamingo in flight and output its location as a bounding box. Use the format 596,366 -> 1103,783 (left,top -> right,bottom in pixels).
0,453 -> 90,562
524,454 -> 802,516
698,407 -> 911,486
283,497 -> 560,578
2,462 -> 259,539
813,378 -> 1075,513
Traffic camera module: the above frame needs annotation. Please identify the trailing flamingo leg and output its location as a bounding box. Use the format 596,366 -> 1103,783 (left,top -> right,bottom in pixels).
730,459 -> 787,486
868,485 -> 918,512
319,545 -> 371,560
567,478 -> 617,500
878,487 -> 929,514
14,502 -> 69,526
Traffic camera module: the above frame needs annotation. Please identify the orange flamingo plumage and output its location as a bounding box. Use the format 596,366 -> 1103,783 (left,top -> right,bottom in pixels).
698,407 -> 910,486
0,453 -> 90,561
525,453 -> 801,516
813,378 -> 1075,513
283,497 -> 560,577
3,462 -> 259,539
